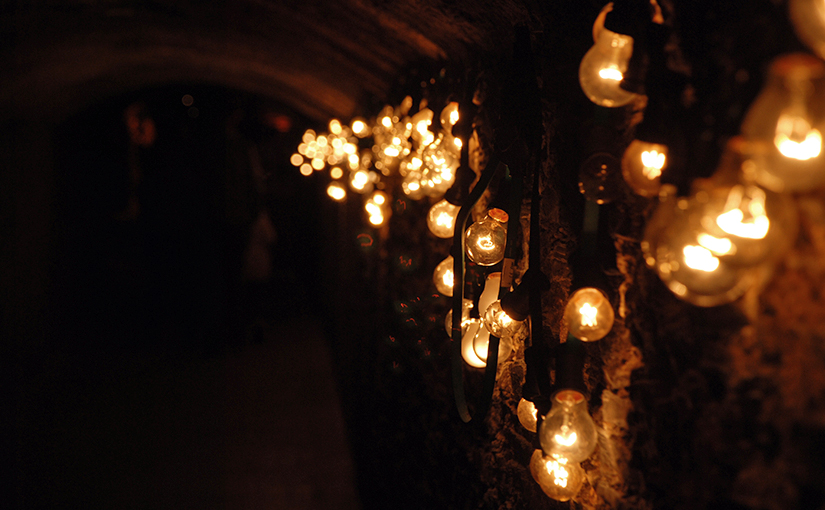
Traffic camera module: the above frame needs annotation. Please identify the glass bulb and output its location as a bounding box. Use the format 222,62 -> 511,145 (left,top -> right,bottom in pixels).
445,298 -> 474,336
460,319 -> 487,368
622,140 -> 668,197
579,27 -> 637,107
483,300 -> 525,337
578,152 -> 623,204
741,54 -> 825,192
478,272 -> 502,321
695,181 -> 795,267
326,182 -> 346,201
529,450 -> 585,502
539,390 -> 598,463
465,209 -> 508,266
471,326 -> 512,365
433,255 -> 455,297
642,192 -> 756,306
517,398 -> 539,433
349,169 -> 374,194
789,0 -> 825,61
365,191 -> 390,227
564,287 -> 614,342
427,199 -> 461,238
440,102 -> 460,130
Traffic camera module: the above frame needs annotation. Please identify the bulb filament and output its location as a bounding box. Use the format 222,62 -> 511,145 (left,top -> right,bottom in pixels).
477,235 -> 495,251
598,67 -> 623,81
715,186 -> 770,239
544,458 -> 570,488
579,303 -> 598,327
641,150 -> 666,179
683,245 -> 720,272
774,114 -> 822,161
697,233 -> 733,256
554,431 -> 578,447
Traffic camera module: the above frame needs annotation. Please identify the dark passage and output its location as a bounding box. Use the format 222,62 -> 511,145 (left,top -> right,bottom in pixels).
15,85 -> 357,509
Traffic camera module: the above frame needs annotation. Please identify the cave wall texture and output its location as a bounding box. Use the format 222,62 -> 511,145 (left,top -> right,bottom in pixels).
4,1 -> 825,509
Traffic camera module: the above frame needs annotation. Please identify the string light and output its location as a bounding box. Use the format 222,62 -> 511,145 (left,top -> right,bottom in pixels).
539,390 -> 598,464
465,209 -> 509,266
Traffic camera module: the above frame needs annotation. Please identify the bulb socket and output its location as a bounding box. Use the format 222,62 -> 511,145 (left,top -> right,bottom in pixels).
553,335 -> 587,395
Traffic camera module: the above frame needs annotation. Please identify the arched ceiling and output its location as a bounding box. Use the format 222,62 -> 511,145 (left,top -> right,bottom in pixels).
0,0 -> 535,122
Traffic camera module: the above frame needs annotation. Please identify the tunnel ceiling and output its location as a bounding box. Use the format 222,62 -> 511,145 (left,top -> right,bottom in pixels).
0,0 -> 535,122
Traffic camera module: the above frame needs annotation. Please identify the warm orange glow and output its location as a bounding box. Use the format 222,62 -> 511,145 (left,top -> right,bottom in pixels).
329,167 -> 343,179
641,150 -> 666,179
683,245 -> 720,272
327,183 -> 346,201
774,114 -> 822,160
715,186 -> 770,239
299,164 -> 312,176
290,153 -> 303,167
598,67 -> 624,81
578,303 -> 598,327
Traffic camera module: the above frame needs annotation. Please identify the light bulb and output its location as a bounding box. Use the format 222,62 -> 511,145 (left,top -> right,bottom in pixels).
326,182 -> 346,201
444,298 -> 474,336
564,287 -> 614,342
529,450 -> 585,502
539,390 -> 598,463
642,192 -> 756,306
433,255 -> 455,297
740,54 -> 825,192
482,300 -> 525,337
478,272 -> 502,321
465,209 -> 508,266
621,140 -> 669,197
427,199 -> 461,238
517,398 -> 539,433
789,0 -> 825,61
471,326 -> 512,365
349,169 -> 374,194
578,152 -> 623,204
579,25 -> 637,107
410,108 -> 434,146
350,117 -> 370,137
440,102 -> 460,130
365,191 -> 391,227
460,319 -> 487,368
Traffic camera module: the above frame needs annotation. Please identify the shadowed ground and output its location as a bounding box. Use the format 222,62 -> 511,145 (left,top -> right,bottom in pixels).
16,317 -> 360,510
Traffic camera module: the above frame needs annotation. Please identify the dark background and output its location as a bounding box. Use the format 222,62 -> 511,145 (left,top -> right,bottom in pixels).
4,1 -> 825,509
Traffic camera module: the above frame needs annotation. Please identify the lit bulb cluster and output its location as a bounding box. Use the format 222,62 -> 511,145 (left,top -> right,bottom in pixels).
641,53 -> 821,306
294,97 -> 464,228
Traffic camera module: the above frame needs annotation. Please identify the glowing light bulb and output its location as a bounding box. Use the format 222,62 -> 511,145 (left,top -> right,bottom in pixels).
440,102 -> 460,130
564,288 -> 614,342
472,326 -> 512,365
622,140 -> 669,197
789,0 -> 825,61
327,182 -> 346,201
460,319 -> 487,368
445,298 -> 474,336
465,209 -> 508,266
642,191 -> 756,306
427,199 -> 461,238
579,25 -> 637,107
539,390 -> 598,463
433,256 -> 455,297
529,450 -> 585,501
351,118 -> 370,137
517,398 -> 539,433
482,300 -> 524,337
365,191 -> 390,227
741,54 -> 825,191
478,272 -> 502,319
349,169 -> 373,193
